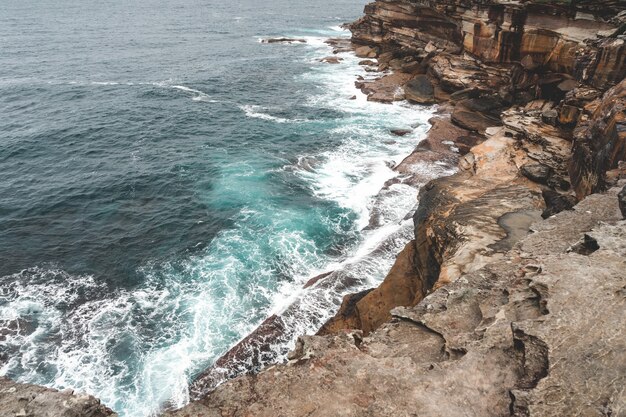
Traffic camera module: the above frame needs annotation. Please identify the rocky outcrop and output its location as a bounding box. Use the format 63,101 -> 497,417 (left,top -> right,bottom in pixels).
351,0 -> 625,89
319,0 -> 626,339
569,78 -> 626,198
165,185 -> 626,417
0,378 -> 116,417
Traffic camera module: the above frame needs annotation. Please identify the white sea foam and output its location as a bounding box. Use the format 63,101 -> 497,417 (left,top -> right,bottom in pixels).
170,85 -> 217,102
238,104 -> 307,123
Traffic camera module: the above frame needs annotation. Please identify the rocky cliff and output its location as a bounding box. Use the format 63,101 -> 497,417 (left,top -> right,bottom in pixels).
323,0 -> 626,335
164,1 -> 626,416
3,1 -> 625,416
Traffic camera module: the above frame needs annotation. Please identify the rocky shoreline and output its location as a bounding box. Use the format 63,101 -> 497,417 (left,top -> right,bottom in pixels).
2,1 -> 625,416
164,0 -> 626,416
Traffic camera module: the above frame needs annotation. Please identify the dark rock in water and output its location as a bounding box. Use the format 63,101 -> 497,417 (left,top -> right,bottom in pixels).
390,128 -> 412,136
190,314 -> 288,398
0,378 -> 116,417
261,38 -> 306,44
404,75 -> 435,104
358,59 -> 376,66
541,189 -> 577,218
617,186 -> 626,219
521,163 -> 553,185
349,95 -> 357,100
303,271 -> 333,289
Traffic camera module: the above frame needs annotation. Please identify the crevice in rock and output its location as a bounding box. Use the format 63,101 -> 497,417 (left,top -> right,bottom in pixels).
510,326 -> 550,416
568,234 -> 600,255
512,326 -> 549,389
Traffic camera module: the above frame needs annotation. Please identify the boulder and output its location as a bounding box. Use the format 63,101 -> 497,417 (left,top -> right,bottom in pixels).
354,45 -> 376,58
404,75 -> 435,104
521,163 -> 553,185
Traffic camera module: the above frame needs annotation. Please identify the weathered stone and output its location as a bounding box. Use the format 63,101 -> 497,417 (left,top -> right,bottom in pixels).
521,163 -> 553,185
261,38 -> 306,44
354,45 -> 376,58
0,378 -> 116,417
570,79 -> 626,198
389,128 -> 412,136
319,56 -> 342,64
404,74 -> 436,104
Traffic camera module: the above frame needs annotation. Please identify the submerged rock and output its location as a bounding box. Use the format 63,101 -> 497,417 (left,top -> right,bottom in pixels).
261,38 -> 306,44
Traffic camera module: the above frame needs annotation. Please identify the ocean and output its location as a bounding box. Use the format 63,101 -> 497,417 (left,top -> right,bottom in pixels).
0,0 -> 442,415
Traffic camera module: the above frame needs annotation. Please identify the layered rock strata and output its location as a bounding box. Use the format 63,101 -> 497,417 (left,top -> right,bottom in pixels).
323,0 -> 626,336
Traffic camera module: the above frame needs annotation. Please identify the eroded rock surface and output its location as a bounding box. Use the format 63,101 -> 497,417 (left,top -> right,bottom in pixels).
0,378 -> 117,417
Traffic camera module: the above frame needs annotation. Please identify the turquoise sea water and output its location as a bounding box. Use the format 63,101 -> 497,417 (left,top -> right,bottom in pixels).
0,0 -> 445,415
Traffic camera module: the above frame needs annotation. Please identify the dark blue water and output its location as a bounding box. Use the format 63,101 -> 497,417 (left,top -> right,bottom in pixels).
0,1 -> 438,415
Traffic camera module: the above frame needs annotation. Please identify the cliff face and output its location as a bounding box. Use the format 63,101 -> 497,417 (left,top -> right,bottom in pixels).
322,0 -> 626,335
164,3 -> 626,417
352,0 -> 626,89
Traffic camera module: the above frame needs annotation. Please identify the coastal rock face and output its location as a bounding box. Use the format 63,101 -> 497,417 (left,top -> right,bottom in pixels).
0,378 -> 117,417
164,186 -> 626,417
351,0 -> 625,89
570,78 -> 626,198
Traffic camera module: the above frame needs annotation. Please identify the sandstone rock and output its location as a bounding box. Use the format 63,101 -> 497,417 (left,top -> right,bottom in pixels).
357,72 -> 412,102
319,241 -> 424,336
570,79 -> 626,198
404,74 -> 436,104
0,378 -> 116,417
358,59 -> 376,66
354,45 -> 376,58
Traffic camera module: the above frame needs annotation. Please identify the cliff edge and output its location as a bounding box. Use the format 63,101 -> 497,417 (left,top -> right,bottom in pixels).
166,1 -> 626,416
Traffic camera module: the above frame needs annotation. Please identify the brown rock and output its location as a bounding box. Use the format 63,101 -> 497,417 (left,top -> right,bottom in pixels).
354,45 -> 376,58
570,79 -> 626,199
357,72 -> 412,102
404,74 -> 436,104
389,128 -> 412,136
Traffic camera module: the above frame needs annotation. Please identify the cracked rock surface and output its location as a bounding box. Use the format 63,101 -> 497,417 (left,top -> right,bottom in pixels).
165,186 -> 626,417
